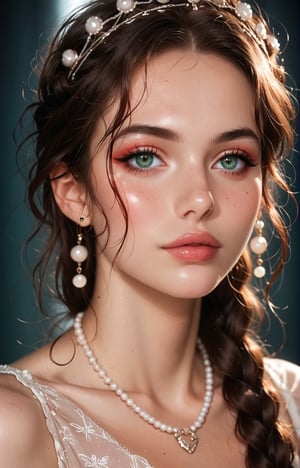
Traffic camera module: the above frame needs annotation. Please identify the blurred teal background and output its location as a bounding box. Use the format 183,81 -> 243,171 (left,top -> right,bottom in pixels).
1,1 -> 299,363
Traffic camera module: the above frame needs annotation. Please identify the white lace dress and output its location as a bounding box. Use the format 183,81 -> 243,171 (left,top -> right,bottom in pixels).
0,358 -> 299,467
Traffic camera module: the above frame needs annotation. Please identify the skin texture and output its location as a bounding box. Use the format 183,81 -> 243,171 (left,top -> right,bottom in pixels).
0,50 -> 266,467
88,51 -> 262,301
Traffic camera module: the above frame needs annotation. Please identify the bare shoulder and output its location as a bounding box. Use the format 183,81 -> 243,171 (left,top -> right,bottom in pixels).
0,372 -> 58,468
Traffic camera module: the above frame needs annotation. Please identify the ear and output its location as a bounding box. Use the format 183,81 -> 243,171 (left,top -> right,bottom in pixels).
50,163 -> 91,226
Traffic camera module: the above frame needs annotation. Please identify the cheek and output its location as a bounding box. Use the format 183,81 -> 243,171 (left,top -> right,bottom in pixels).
223,177 -> 262,209
237,193 -> 259,233
220,182 -> 262,242
120,182 -> 160,227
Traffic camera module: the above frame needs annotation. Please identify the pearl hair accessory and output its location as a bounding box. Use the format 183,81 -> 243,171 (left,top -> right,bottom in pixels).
74,311 -> 214,454
61,0 -> 281,80
249,219 -> 268,278
70,228 -> 88,288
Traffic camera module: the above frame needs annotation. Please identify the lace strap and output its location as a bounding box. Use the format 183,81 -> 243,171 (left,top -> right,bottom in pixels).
0,365 -> 67,468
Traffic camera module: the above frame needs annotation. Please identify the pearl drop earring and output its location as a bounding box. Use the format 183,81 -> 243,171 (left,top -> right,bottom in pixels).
70,219 -> 88,288
249,219 -> 268,278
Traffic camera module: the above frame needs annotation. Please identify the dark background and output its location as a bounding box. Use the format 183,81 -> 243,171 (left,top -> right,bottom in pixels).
1,1 -> 299,363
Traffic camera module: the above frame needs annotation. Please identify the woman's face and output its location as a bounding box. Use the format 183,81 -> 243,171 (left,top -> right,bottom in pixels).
89,50 -> 262,298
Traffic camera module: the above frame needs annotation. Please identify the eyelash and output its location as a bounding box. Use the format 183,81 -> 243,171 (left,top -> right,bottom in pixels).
215,149 -> 257,175
114,147 -> 257,176
114,147 -> 163,174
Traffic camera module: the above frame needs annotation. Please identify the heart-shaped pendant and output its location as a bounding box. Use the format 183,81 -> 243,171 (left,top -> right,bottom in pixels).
174,429 -> 198,454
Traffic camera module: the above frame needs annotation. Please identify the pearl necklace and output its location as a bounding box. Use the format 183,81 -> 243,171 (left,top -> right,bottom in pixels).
74,312 -> 214,454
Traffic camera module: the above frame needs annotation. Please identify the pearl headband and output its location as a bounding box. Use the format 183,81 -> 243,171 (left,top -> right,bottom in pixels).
61,0 -> 281,80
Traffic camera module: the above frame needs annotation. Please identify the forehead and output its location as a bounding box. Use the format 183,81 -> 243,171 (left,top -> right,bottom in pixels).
131,49 -> 254,117
93,49 -> 256,148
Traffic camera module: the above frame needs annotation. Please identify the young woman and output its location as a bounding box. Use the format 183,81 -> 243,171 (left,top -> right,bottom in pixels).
0,0 -> 299,466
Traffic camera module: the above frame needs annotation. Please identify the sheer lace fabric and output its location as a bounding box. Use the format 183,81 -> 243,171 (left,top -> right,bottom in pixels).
0,365 -> 152,468
0,358 -> 299,467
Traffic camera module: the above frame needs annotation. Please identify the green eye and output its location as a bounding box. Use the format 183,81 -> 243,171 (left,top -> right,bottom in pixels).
135,153 -> 155,168
220,156 -> 239,170
117,147 -> 162,173
214,151 -> 257,175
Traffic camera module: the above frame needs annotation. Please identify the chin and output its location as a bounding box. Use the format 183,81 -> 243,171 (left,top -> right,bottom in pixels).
160,280 -> 222,300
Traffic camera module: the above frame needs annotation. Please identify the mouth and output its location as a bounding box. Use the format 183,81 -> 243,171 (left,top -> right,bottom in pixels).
162,232 -> 221,262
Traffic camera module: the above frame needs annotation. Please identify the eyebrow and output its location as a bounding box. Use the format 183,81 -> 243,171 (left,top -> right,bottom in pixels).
116,124 -> 260,146
116,124 -> 179,141
214,127 -> 260,146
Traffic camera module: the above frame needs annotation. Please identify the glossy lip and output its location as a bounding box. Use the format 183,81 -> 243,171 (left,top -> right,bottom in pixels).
162,232 -> 221,262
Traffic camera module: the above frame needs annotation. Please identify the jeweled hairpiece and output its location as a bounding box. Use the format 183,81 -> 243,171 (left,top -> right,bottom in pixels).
62,0 -> 281,80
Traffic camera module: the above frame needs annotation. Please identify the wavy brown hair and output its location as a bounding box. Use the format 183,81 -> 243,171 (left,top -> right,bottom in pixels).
24,0 -> 296,466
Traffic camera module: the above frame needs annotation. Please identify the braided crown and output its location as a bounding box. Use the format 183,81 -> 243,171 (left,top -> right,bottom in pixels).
61,0 -> 281,80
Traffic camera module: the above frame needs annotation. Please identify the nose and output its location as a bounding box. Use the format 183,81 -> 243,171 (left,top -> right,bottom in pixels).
174,171 -> 215,221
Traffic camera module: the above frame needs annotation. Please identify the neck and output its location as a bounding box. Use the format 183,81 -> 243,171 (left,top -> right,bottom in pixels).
81,269 -> 202,402
74,310 -> 213,454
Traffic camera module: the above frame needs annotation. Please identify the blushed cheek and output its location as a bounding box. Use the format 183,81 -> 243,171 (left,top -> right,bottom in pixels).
230,177 -> 262,204
126,193 -> 139,205
222,184 -> 262,228
125,188 -> 160,228
232,193 -> 259,213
